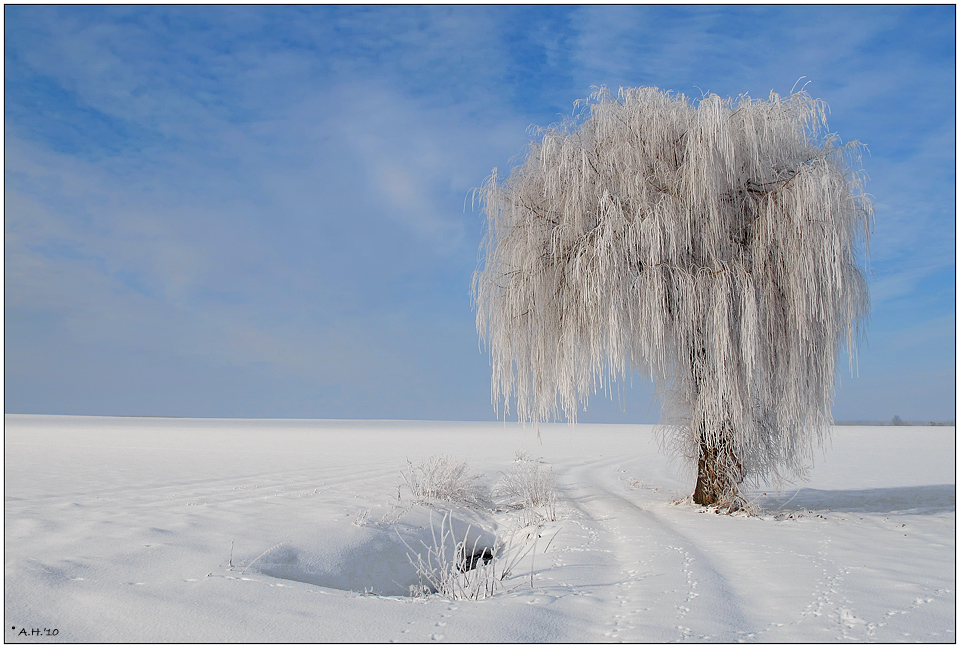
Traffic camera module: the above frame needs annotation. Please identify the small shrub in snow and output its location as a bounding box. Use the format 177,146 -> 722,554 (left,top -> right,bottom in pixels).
241,542 -> 287,575
399,510 -> 547,600
401,455 -> 489,507
353,508 -> 370,527
495,458 -> 557,523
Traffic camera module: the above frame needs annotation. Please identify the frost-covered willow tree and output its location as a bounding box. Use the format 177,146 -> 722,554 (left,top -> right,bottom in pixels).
473,87 -> 871,507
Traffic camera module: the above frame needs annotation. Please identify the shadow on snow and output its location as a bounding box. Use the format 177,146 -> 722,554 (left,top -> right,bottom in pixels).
757,484 -> 954,515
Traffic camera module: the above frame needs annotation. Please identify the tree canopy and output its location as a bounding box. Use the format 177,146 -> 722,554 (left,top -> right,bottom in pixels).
473,86 -> 872,505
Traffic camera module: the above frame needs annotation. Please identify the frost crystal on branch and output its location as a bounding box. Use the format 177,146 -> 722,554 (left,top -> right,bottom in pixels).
473,86 -> 871,504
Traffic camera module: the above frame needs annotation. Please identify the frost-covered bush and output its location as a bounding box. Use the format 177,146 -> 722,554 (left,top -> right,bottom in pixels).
495,457 -> 557,522
400,509 -> 545,600
401,455 -> 489,507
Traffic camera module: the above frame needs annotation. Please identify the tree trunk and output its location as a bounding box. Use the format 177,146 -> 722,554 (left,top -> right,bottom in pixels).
687,342 -> 744,507
692,436 -> 743,507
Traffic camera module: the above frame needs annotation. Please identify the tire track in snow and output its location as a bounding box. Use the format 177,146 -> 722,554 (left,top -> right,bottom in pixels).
557,457 -> 758,642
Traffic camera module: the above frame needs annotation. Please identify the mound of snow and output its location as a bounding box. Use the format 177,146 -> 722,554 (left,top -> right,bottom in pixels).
249,505 -> 496,597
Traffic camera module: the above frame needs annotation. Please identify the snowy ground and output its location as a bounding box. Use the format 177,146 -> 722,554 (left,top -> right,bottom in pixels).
5,414 -> 955,643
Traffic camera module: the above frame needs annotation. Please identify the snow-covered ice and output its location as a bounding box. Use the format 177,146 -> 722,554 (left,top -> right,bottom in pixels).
4,415 -> 954,642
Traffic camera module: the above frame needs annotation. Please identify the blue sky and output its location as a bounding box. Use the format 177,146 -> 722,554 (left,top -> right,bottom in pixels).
5,5 -> 955,422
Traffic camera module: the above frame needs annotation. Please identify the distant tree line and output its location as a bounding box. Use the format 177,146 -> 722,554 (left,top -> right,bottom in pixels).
833,417 -> 955,427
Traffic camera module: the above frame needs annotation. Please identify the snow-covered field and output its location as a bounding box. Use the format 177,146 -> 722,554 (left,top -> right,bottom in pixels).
4,414 -> 955,643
